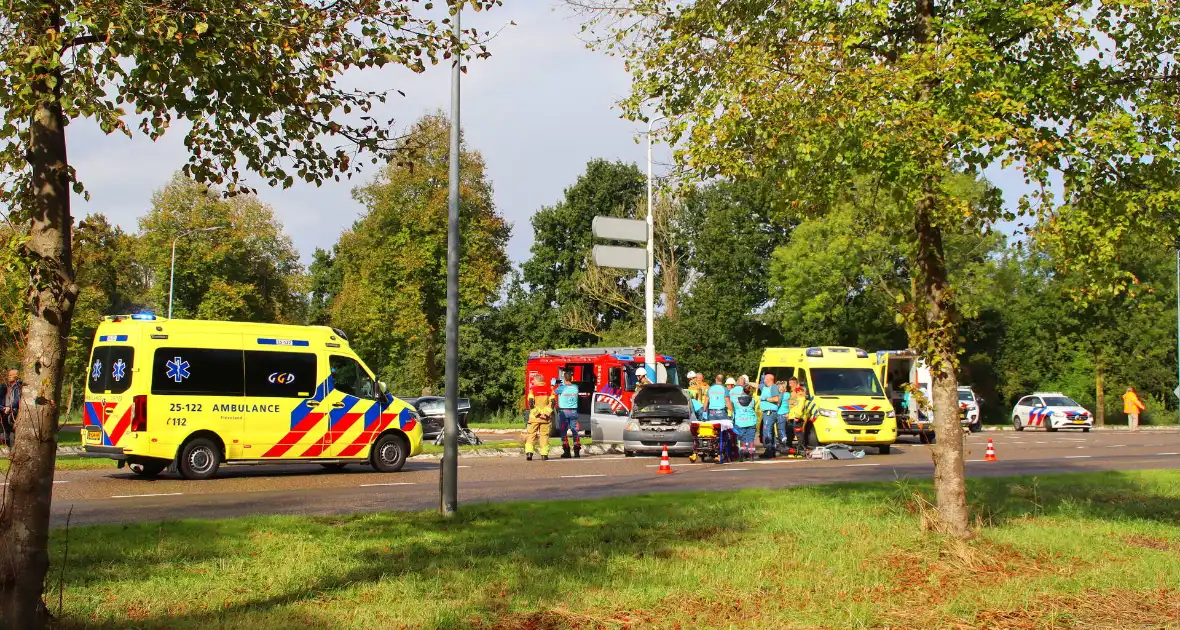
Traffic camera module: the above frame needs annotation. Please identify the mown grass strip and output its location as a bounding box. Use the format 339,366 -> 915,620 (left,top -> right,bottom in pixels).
45,470 -> 1180,629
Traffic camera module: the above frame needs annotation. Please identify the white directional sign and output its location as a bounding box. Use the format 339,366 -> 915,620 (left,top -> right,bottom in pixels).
593,244 -> 647,270
1173,384 -> 1180,399
592,216 -> 648,243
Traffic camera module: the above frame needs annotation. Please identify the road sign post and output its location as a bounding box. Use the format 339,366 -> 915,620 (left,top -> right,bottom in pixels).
591,212 -> 654,371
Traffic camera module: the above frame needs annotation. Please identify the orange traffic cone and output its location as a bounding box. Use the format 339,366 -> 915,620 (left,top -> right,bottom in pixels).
984,438 -> 997,462
657,445 -> 675,474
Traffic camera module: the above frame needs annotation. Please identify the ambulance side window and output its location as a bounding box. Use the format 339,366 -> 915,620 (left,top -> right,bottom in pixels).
329,356 -> 374,399
151,348 -> 244,396
245,351 -> 318,398
87,346 -> 134,395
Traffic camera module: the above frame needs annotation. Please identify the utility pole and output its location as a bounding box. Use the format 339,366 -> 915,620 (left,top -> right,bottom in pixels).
440,1 -> 461,516
644,117 -> 664,376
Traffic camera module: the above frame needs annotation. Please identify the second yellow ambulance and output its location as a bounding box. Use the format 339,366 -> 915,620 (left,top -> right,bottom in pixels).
756,346 -> 897,453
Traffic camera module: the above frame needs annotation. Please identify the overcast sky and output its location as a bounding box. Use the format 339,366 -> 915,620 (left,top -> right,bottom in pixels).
66,1 -> 1035,267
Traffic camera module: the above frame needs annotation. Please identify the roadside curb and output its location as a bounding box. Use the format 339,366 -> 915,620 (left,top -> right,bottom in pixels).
982,425 -> 1177,432
411,443 -> 624,460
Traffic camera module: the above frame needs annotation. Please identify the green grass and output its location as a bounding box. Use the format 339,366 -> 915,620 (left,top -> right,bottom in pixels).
45,470 -> 1180,629
466,421 -> 525,430
0,455 -> 115,472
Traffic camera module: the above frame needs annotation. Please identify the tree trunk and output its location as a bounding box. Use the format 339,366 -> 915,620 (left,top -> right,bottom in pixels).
0,41 -> 78,628
913,183 -> 972,540
1095,359 -> 1105,426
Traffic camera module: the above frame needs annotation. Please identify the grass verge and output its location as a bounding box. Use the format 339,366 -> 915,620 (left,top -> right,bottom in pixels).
46,470 -> 1180,629
0,456 -> 116,472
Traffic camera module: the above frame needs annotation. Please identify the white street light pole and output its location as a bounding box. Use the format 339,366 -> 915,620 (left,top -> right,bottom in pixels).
645,116 -> 665,378
168,226 -> 226,319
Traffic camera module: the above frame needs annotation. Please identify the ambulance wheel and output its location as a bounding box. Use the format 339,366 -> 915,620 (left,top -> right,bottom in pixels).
371,433 -> 408,473
877,444 -> 891,455
178,438 -> 221,480
1046,425 -> 1058,433
1082,428 -> 1090,433
1013,416 -> 1024,431
128,460 -> 167,478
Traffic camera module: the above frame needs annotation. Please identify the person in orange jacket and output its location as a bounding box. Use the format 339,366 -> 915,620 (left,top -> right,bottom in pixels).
1122,387 -> 1146,432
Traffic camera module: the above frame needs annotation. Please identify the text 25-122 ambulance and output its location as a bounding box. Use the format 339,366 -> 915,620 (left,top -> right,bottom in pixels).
80,314 -> 422,479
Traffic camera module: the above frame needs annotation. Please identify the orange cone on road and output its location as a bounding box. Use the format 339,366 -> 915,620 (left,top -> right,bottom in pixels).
657,445 -> 675,474
984,438 -> 997,462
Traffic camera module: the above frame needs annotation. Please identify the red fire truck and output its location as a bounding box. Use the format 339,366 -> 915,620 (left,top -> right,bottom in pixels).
525,347 -> 680,436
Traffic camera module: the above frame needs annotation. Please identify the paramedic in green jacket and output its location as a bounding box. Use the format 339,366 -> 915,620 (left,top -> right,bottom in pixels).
556,369 -> 581,458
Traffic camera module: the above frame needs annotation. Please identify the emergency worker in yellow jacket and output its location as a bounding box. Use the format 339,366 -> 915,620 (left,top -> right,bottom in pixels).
525,373 -> 554,461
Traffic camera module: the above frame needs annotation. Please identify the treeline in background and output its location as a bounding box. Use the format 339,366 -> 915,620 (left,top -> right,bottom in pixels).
3,114 -> 1174,426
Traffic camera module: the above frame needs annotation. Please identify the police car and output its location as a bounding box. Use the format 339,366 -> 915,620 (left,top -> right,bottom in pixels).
1011,392 -> 1093,432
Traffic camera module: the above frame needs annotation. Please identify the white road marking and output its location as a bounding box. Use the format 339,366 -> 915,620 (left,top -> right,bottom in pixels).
110,492 -> 183,499
711,467 -> 749,472
967,459 -> 986,463
1158,452 -> 1179,456
1063,455 -> 1092,459
560,474 -> 607,479
1,481 -> 67,486
360,482 -> 416,487
1106,445 -> 1127,448
845,463 -> 880,467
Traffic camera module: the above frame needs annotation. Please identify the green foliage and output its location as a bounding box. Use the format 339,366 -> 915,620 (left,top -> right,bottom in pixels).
521,159 -> 646,342
0,0 -> 502,207
137,173 -> 306,323
325,114 -> 510,395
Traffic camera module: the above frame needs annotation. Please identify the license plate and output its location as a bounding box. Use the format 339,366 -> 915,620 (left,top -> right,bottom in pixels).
86,430 -> 101,443
1072,420 -> 1085,424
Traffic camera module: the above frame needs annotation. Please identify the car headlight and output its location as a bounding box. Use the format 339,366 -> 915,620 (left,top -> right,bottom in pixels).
678,421 -> 692,432
885,410 -> 896,418
817,409 -> 838,418
625,421 -> 639,432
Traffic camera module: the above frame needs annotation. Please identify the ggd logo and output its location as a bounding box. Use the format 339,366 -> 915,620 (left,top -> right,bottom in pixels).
268,372 -> 296,385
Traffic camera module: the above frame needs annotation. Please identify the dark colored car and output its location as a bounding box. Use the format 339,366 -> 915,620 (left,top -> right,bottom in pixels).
402,396 -> 470,440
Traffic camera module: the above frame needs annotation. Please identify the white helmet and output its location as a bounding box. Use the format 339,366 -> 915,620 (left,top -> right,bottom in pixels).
686,370 -> 697,379
635,367 -> 648,377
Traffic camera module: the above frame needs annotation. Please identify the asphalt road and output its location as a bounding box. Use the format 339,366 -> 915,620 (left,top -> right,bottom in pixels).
40,429 -> 1180,527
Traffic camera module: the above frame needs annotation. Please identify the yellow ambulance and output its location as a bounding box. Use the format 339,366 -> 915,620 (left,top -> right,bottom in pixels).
80,314 -> 422,479
756,346 -> 897,453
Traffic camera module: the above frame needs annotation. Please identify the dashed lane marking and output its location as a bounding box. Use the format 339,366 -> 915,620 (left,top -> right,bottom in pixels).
1063,455 -> 1092,459
111,492 -> 183,499
2,481 -> 68,486
711,468 -> 749,472
360,482 -> 416,487
1159,452 -> 1179,456
845,463 -> 880,467
560,474 -> 607,479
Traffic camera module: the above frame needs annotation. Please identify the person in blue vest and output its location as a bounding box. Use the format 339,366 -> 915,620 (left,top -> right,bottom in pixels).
706,375 -> 731,422
732,385 -> 759,462
555,369 -> 582,458
759,373 -> 785,458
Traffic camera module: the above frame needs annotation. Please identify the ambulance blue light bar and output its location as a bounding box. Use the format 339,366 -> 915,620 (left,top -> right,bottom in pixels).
131,313 -> 156,320
806,347 -> 823,357
855,348 -> 869,358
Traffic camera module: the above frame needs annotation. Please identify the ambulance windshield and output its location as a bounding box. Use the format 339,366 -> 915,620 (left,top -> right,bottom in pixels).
809,368 -> 884,397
